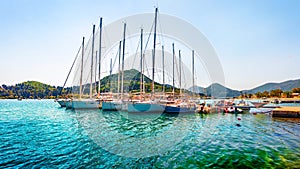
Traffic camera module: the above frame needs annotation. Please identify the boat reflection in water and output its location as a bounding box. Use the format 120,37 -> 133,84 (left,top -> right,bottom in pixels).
75,108 -> 195,158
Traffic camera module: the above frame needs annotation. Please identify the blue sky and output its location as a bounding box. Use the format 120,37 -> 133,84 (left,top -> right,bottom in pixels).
0,0 -> 299,90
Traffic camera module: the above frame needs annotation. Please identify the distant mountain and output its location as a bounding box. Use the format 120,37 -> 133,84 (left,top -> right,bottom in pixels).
190,79 -> 300,98
190,83 -> 241,98
243,79 -> 300,94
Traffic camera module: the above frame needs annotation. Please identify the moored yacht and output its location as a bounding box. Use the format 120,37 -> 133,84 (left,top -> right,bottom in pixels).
164,100 -> 196,113
72,99 -> 100,109
127,100 -> 165,113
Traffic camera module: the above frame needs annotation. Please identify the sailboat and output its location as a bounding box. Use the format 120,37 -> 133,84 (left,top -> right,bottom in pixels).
102,23 -> 127,111
164,47 -> 196,113
127,8 -> 165,113
71,24 -> 100,109
56,44 -> 82,107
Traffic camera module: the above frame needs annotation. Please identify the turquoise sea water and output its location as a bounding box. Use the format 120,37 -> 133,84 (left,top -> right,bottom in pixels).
0,99 -> 299,168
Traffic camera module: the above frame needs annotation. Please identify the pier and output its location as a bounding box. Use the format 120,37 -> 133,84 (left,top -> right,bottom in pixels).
279,100 -> 300,103
235,105 -> 281,109
272,107 -> 300,118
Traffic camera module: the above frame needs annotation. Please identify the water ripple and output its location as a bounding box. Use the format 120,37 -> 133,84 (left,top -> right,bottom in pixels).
0,100 -> 300,168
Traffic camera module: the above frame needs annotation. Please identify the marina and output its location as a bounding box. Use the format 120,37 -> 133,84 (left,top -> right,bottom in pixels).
1,1 -> 300,168
51,7 -> 300,117
55,8 -> 206,113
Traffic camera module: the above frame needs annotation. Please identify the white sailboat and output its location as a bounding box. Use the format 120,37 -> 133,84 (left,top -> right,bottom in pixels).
128,8 -> 165,113
56,42 -> 82,108
72,24 -> 100,109
102,23 -> 127,111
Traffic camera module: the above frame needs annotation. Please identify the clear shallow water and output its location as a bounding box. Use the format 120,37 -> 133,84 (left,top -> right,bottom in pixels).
0,100 -> 299,168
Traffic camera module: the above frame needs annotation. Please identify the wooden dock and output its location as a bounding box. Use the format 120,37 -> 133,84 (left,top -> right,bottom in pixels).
235,105 -> 280,109
272,107 -> 300,118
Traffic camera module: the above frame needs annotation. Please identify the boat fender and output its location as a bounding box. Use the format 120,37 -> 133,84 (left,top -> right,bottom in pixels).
225,107 -> 228,113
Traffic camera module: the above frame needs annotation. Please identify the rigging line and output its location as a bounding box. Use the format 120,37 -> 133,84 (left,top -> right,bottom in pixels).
126,26 -> 137,70
157,11 -> 165,47
143,20 -> 154,55
127,39 -> 141,91
130,31 -> 143,88
131,32 -> 141,69
60,45 -> 82,95
142,19 -> 155,82
84,31 -> 94,52
112,47 -> 119,72
72,49 -> 83,87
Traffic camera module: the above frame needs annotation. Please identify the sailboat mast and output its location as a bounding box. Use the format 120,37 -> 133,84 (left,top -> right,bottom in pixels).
179,50 -> 182,96
79,37 -> 85,99
140,28 -> 143,96
152,7 -> 158,99
98,17 -> 103,95
172,43 -> 175,98
121,23 -> 126,101
117,41 -> 121,97
192,50 -> 195,98
162,45 -> 165,94
152,49 -> 154,98
90,24 -> 95,99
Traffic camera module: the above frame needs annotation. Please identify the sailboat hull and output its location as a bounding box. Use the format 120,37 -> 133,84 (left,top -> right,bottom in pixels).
102,101 -> 123,111
71,100 -> 100,109
66,100 -> 72,109
127,103 -> 165,113
165,106 -> 196,113
57,100 -> 66,107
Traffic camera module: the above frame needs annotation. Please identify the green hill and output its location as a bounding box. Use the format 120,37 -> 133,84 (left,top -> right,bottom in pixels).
98,69 -> 178,93
0,81 -> 71,99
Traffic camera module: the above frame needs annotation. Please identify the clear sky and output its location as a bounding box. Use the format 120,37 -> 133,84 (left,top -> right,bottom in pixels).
0,0 -> 299,90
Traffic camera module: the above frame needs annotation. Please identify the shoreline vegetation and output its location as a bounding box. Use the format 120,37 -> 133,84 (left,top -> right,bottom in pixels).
0,79 -> 299,100
0,81 -> 72,99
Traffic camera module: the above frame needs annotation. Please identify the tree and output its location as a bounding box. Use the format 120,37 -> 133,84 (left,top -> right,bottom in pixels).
262,91 -> 270,98
292,87 -> 300,93
282,91 -> 292,98
270,89 -> 283,97
255,92 -> 263,98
